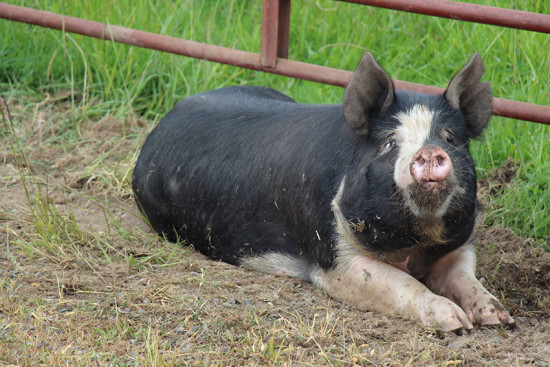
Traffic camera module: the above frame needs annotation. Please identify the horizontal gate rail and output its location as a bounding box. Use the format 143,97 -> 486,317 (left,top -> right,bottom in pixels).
339,0 -> 550,34
0,1 -> 548,124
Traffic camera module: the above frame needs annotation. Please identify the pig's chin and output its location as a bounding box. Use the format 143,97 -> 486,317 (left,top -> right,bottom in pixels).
404,181 -> 456,218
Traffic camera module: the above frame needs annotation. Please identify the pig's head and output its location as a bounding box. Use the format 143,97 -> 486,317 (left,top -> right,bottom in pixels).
343,52 -> 492,226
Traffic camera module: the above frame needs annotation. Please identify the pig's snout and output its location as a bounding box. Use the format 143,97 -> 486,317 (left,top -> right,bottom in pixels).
410,145 -> 452,188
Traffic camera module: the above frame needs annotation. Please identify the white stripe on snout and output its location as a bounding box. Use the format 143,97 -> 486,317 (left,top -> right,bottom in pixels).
393,105 -> 436,190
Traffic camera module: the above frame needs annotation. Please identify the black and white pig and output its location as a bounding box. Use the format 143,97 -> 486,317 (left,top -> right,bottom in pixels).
132,52 -> 515,331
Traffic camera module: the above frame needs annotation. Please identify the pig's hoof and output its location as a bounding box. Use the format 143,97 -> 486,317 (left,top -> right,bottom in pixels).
420,294 -> 474,332
463,293 -> 515,328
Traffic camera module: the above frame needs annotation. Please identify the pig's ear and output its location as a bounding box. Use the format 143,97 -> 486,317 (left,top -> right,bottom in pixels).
343,52 -> 395,135
444,54 -> 493,139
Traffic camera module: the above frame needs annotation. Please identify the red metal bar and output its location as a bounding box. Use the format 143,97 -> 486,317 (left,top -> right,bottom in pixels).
0,3 -> 548,124
261,0 -> 291,67
277,0 -> 291,59
392,81 -> 550,125
261,0 -> 279,68
0,3 -> 344,86
340,0 -> 550,34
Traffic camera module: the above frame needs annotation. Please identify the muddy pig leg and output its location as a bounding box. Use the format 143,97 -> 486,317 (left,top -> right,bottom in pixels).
314,254 -> 474,332
425,242 -> 515,327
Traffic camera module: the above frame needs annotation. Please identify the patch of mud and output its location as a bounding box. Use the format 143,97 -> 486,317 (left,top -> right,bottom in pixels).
478,157 -> 520,197
477,227 -> 550,314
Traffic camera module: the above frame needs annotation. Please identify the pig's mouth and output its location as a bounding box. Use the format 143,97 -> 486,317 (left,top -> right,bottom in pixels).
406,180 -> 455,214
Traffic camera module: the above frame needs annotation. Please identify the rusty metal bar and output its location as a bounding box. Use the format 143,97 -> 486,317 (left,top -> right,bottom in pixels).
340,0 -> 550,34
277,0 -> 291,59
261,0 -> 279,68
0,3 -> 345,86
0,2 -> 548,124
261,0 -> 291,67
392,81 -> 550,125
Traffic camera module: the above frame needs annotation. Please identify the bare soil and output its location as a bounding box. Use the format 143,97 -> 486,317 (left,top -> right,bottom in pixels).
1,104 -> 549,365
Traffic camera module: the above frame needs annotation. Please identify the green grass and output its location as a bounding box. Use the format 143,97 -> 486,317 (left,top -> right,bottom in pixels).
1,0 -> 549,241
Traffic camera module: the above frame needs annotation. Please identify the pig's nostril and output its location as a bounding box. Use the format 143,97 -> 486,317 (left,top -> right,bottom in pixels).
436,156 -> 446,167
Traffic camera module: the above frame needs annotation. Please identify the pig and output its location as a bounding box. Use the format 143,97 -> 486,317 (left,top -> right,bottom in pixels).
132,52 -> 515,331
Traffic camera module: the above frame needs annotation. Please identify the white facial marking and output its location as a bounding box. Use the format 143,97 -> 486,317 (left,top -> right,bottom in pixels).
392,104 -> 462,218
393,104 -> 436,190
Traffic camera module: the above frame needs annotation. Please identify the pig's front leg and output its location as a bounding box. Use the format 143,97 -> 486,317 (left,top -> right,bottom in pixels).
313,254 -> 473,331
425,243 -> 515,327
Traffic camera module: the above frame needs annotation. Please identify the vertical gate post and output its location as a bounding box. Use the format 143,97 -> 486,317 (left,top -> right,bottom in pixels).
277,0 -> 291,59
261,0 -> 291,68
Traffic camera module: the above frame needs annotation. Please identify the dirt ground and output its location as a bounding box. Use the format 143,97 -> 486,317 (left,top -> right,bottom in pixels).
1,101 -> 549,365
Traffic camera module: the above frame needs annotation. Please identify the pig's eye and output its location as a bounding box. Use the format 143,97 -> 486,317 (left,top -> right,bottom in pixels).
444,130 -> 455,144
382,134 -> 397,152
441,129 -> 455,144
